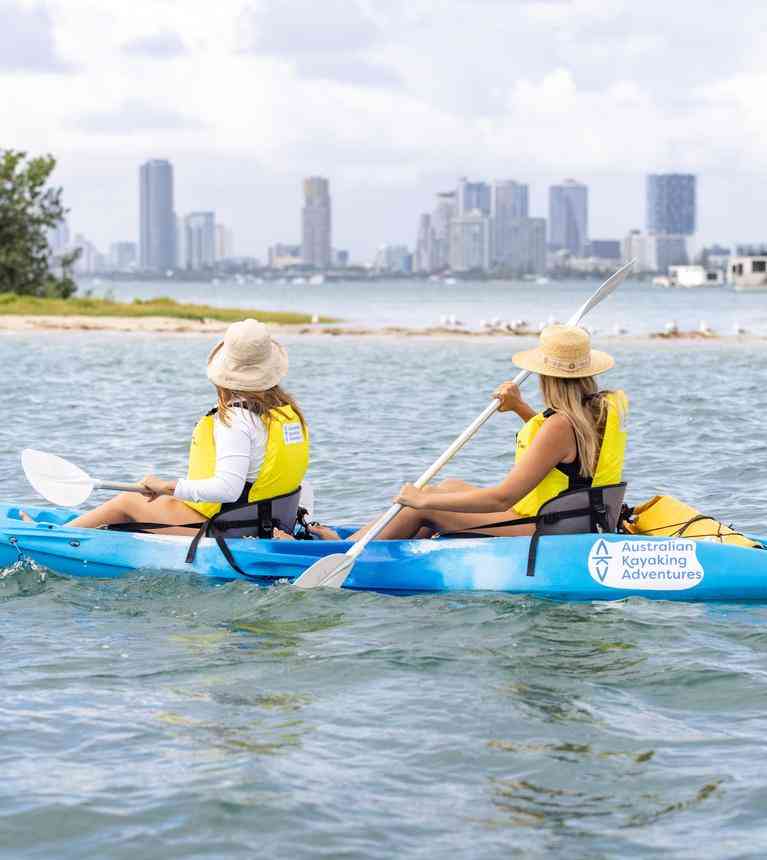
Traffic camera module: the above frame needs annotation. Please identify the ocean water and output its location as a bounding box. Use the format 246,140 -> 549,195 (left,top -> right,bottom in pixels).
2,329 -> 767,858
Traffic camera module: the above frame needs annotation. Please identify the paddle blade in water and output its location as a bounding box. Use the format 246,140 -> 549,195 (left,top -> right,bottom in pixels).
21,449 -> 95,507
293,553 -> 353,589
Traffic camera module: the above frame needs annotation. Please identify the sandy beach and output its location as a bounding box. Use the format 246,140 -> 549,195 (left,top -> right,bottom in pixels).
0,313 -> 763,343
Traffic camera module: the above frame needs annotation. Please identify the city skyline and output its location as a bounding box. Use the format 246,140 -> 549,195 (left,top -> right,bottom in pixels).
7,1 -> 767,258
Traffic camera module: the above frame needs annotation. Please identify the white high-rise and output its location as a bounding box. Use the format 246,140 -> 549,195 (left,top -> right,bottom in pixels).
184,212 -> 216,270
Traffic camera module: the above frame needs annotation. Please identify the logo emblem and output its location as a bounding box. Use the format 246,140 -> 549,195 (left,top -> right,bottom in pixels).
587,538 -> 704,591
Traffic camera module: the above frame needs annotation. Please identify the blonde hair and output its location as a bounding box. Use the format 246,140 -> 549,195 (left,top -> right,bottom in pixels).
215,385 -> 306,428
539,376 -> 615,478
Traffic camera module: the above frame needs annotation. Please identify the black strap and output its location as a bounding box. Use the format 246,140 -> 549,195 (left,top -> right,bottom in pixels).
106,520 -> 203,533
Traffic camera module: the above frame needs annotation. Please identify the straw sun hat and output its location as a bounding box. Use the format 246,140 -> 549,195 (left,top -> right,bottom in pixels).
206,319 -> 288,391
512,324 -> 614,379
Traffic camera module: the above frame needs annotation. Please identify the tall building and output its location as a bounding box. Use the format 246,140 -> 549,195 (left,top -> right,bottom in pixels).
431,191 -> 456,270
449,212 -> 491,271
646,174 -> 696,235
215,224 -> 234,260
414,213 -> 436,273
184,212 -> 216,270
549,179 -> 588,255
301,177 -> 332,269
491,180 -> 529,266
139,159 -> 176,271
623,230 -> 653,273
457,178 -> 491,216
651,234 -> 688,272
507,218 -> 546,276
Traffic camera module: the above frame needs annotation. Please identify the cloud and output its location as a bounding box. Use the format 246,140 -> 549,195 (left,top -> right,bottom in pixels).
237,0 -> 380,54
294,56 -> 402,88
73,100 -> 206,134
121,30 -> 187,59
0,1 -> 73,73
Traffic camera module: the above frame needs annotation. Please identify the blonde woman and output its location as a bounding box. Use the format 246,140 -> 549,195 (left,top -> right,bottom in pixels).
312,325 -> 626,542
53,320 -> 309,534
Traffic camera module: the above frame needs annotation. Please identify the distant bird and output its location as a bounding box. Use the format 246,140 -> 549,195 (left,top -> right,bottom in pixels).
311,313 -> 320,324
613,323 -> 628,335
698,320 -> 713,336
664,320 -> 679,335
733,321 -> 747,335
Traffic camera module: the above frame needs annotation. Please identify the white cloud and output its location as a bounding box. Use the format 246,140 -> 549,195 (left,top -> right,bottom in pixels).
121,30 -> 187,59
0,1 -> 73,73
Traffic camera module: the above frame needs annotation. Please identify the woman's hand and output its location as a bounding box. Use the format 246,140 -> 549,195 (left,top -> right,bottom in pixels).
395,483 -> 429,509
494,381 -> 527,414
140,475 -> 176,501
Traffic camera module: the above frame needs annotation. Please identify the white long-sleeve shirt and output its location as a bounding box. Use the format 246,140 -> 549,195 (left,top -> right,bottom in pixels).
174,408 -> 267,504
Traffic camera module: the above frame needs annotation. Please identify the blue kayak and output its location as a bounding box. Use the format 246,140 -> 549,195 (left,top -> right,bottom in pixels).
1,504 -> 766,601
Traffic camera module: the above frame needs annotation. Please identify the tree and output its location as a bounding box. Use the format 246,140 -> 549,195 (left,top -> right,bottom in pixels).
0,150 -> 80,297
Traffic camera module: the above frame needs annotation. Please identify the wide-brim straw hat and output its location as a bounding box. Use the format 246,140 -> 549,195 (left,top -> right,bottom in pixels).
207,319 -> 288,391
512,324 -> 614,379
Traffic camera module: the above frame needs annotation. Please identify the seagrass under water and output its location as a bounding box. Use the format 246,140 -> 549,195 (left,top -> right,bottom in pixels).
2,330 -> 767,859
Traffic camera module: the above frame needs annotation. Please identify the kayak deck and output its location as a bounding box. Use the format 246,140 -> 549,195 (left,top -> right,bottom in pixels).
1,505 -> 767,601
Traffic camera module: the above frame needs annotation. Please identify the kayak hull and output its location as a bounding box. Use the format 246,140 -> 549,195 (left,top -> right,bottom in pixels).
1,505 -> 767,601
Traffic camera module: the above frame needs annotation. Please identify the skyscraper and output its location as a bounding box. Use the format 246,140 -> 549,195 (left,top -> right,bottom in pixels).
548,179 -> 588,255
646,174 -> 696,235
139,159 -> 176,271
184,212 -> 216,270
449,212 -> 492,271
491,180 -> 529,266
301,177 -> 332,269
457,178 -> 491,216
507,218 -> 547,276
431,191 -> 456,270
414,213 -> 436,273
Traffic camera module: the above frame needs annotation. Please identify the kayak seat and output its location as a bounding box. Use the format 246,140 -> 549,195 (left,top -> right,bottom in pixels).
440,482 -> 627,577
184,487 -> 306,578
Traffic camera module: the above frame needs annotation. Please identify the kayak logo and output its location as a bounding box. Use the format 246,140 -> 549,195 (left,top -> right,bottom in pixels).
587,538 -> 704,590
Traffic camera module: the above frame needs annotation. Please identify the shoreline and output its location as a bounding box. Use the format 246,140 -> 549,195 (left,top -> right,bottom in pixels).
0,314 -> 765,344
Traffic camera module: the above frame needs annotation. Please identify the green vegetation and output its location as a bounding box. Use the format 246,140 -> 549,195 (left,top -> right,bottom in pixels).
0,150 -> 79,298
0,294 -> 335,325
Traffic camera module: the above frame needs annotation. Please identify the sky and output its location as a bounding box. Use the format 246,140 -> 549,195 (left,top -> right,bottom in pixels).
4,0 -> 767,260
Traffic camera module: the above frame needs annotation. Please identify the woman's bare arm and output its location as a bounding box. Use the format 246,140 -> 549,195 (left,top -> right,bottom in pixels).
396,413 -> 576,514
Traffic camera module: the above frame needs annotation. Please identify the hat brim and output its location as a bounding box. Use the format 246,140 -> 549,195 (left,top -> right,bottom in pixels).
206,339 -> 289,392
512,346 -> 614,379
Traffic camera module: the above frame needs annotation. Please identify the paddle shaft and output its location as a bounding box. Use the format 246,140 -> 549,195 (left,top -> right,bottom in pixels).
347,371 -> 530,558
94,480 -> 149,494
343,259 -> 637,561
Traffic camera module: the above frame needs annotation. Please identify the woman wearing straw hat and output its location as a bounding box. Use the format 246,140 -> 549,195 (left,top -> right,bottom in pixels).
59,320 -> 310,533
310,324 -> 625,542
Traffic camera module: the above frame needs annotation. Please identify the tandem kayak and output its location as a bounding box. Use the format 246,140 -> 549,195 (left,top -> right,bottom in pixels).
1,504 -> 767,601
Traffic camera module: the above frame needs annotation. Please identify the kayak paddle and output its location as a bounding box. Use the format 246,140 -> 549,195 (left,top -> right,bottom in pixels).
293,259 -> 637,589
21,449 -> 148,507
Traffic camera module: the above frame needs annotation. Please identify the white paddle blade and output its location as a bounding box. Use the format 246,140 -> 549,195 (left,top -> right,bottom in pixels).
21,448 -> 95,507
568,258 -> 636,325
293,554 -> 353,589
299,482 -> 315,519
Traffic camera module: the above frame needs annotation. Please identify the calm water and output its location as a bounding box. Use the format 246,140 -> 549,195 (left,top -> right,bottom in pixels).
82,276 -> 767,336
2,328 -> 767,858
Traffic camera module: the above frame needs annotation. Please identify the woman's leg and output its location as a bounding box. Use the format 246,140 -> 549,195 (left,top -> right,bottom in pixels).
66,493 -> 206,533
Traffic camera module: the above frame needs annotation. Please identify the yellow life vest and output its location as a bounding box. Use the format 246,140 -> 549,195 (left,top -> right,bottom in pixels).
624,495 -> 761,549
182,405 -> 309,519
513,390 -> 628,518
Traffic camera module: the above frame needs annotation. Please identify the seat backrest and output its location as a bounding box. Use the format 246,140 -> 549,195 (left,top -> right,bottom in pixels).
536,482 -> 627,536
213,488 -> 302,537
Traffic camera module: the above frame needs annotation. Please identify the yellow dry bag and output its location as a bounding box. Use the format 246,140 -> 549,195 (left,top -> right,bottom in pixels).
624,495 -> 761,549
